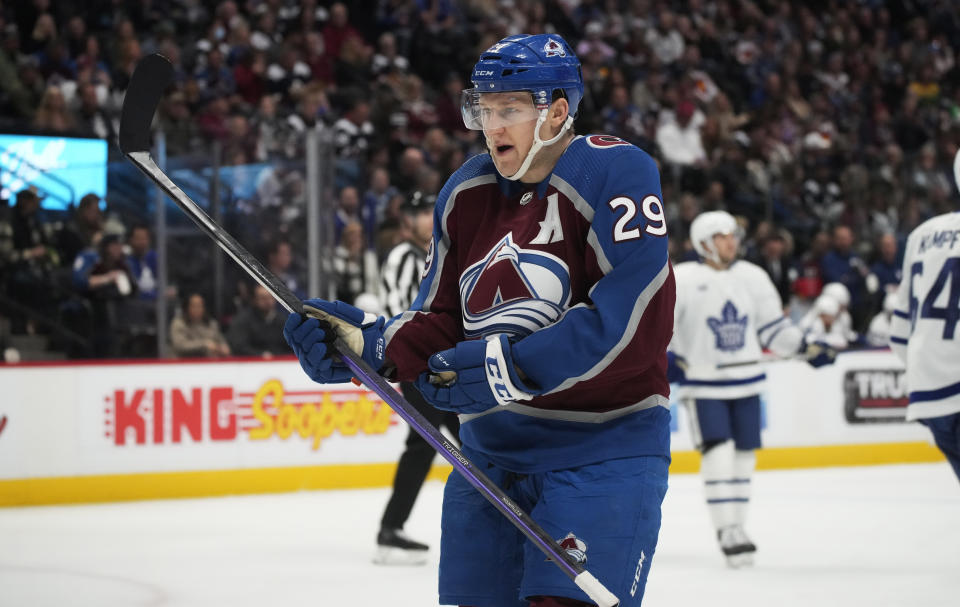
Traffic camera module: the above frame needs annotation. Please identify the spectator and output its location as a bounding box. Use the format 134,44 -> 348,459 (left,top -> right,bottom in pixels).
265,238 -> 304,300
363,166 -> 397,239
332,92 -> 375,187
233,49 -> 267,106
820,225 -> 868,328
169,293 -> 230,358
72,233 -> 138,357
867,232 -> 902,301
371,31 -> 409,77
332,221 -> 378,305
6,188 -> 60,333
333,33 -> 373,92
645,8 -> 685,65
125,224 -> 159,301
33,84 -> 75,132
72,81 -> 115,140
333,185 -> 364,242
266,44 -> 312,103
656,99 -> 706,168
601,84 -> 644,145
156,89 -> 200,155
322,3 -> 361,61
393,146 -> 426,195
750,231 -> 794,307
58,193 -> 103,266
399,74 -> 438,144
226,283 -> 288,358
790,230 -> 830,322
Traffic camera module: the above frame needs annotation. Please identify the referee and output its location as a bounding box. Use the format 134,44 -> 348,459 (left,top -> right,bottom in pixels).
374,191 -> 460,565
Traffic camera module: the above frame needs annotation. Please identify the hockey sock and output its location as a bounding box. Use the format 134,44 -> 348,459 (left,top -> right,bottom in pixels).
700,439 -> 738,530
732,449 -> 756,526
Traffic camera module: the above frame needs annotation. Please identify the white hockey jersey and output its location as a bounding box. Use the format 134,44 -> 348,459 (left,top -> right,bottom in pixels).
889,211 -> 960,421
671,260 -> 804,399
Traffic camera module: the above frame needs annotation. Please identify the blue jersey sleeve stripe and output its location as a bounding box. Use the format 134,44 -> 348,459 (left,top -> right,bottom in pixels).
760,323 -> 787,349
893,310 -> 909,319
910,379 -> 960,403
890,336 -> 908,345
757,316 -> 788,334
683,374 -> 766,387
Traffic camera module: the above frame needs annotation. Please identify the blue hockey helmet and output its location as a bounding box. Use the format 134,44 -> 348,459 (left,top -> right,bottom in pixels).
462,34 -> 583,130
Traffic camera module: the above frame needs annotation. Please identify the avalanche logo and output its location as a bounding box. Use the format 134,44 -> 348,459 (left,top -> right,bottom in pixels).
543,38 -> 566,57
707,301 -> 748,351
555,532 -> 588,565
460,233 -> 570,339
422,239 -> 435,281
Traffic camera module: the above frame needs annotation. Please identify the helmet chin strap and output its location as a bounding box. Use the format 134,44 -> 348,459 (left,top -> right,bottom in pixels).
489,110 -> 574,182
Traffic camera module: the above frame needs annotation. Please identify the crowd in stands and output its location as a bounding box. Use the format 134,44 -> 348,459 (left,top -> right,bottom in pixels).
1,0 -> 960,360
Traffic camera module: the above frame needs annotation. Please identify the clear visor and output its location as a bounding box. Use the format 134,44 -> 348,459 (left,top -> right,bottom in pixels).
460,90 -> 541,131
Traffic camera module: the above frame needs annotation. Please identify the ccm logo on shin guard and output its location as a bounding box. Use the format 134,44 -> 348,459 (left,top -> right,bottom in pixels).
629,551 -> 647,597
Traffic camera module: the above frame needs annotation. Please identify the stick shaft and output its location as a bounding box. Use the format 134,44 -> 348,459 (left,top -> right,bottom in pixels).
125,150 -> 619,605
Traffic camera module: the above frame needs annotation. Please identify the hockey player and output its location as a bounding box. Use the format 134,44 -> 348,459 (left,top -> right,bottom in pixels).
798,293 -> 847,349
668,210 -> 836,567
820,282 -> 858,344
284,34 -> 675,606
888,162 -> 960,482
374,191 -> 460,565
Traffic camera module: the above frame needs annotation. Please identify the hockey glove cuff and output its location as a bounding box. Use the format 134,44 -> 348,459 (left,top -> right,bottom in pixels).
666,351 -> 688,383
800,339 -> 837,368
415,334 -> 539,414
284,299 -> 386,384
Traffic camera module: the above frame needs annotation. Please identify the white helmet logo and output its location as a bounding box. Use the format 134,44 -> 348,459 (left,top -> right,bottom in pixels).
543,39 -> 566,57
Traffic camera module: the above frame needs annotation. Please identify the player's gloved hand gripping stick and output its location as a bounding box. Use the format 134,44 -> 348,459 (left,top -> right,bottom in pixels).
120,53 -> 619,607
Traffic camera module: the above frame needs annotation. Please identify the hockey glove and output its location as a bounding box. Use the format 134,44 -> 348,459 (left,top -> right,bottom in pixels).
800,339 -> 837,368
414,334 -> 539,414
283,299 -> 386,384
666,351 -> 688,383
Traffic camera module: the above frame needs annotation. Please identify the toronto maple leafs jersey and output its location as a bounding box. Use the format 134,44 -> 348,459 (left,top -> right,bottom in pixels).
383,135 -> 676,473
889,211 -> 960,421
671,260 -> 804,399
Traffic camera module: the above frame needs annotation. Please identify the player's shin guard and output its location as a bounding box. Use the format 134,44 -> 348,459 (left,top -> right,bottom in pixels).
732,449 -> 755,527
700,440 -> 738,531
702,440 -> 755,567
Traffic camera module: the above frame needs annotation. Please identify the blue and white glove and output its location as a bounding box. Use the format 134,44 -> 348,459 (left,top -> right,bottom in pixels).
414,334 -> 539,414
800,339 -> 837,368
666,351 -> 688,383
283,299 -> 386,384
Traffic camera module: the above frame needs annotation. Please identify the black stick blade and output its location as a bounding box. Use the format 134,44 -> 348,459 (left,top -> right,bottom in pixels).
119,53 -> 175,155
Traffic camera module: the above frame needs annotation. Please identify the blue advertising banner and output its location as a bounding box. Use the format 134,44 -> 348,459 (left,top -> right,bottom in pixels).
0,134 -> 108,210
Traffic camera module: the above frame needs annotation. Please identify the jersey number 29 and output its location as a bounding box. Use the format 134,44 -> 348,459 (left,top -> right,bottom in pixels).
608,195 -> 667,242
909,257 -> 960,339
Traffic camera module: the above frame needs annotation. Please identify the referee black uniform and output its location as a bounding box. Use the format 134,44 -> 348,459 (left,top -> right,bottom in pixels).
376,193 -> 460,560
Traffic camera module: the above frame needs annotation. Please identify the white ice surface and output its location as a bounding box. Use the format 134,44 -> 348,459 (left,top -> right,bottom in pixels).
1,463 -> 958,606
